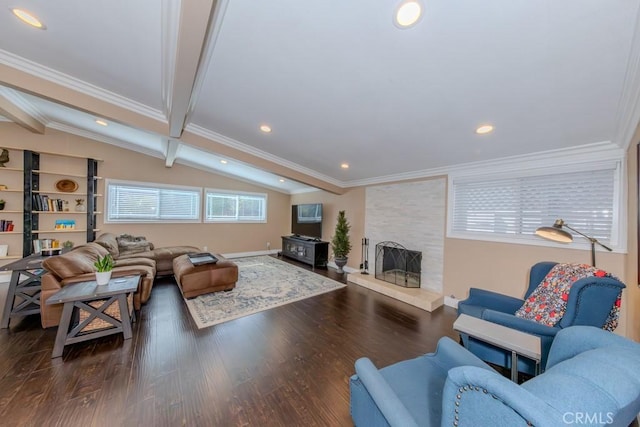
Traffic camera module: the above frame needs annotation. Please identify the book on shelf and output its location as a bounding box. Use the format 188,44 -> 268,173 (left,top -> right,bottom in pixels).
0,220 -> 13,232
32,194 -> 68,212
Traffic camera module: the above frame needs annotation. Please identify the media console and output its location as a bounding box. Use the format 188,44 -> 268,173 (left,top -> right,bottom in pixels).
281,235 -> 328,269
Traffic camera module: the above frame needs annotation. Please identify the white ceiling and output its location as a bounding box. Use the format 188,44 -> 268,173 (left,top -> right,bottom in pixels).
0,0 -> 639,194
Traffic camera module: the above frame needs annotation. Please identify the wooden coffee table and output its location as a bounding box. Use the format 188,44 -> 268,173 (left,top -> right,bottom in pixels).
46,275 -> 140,358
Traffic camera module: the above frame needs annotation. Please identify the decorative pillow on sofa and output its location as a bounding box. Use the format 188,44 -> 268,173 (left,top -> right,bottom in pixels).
94,232 -> 119,258
514,263 -> 621,331
117,234 -> 154,255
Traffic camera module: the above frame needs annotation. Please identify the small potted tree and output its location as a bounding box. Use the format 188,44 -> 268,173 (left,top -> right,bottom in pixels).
331,210 -> 352,274
94,254 -> 114,285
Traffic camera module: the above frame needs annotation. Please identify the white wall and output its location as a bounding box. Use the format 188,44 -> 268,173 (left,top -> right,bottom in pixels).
365,178 -> 446,293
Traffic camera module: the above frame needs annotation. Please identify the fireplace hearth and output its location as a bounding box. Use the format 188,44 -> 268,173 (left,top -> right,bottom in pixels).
375,241 -> 422,288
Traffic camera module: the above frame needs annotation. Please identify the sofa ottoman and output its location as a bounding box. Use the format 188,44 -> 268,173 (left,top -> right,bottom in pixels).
173,254 -> 238,298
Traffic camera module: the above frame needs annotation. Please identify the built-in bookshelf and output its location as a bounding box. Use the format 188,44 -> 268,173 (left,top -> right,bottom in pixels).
22,150 -> 101,257
0,150 -> 102,261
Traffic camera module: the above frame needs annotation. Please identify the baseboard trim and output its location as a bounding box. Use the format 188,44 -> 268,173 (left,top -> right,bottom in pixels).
221,249 -> 281,259
444,296 -> 460,309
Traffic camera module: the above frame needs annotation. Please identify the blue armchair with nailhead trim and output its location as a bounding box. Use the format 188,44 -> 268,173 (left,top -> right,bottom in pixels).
350,326 -> 640,427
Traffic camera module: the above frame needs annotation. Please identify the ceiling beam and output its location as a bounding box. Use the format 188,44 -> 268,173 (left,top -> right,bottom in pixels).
165,139 -> 180,167
0,91 -> 45,134
181,129 -> 346,194
164,0 -> 219,138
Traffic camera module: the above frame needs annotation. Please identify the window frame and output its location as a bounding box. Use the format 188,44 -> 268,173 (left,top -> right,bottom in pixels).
446,159 -> 627,252
204,188 -> 268,223
105,179 -> 202,224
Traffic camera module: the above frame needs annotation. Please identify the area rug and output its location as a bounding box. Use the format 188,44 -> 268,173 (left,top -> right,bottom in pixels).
184,256 -> 346,329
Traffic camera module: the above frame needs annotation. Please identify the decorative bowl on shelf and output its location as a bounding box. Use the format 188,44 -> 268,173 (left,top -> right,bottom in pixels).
55,179 -> 78,192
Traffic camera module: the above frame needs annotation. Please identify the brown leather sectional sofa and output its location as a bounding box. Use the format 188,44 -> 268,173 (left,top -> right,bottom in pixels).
40,233 -> 198,328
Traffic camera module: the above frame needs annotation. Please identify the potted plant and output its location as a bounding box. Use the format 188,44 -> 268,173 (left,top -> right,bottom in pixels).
331,210 -> 352,274
94,254 -> 114,285
0,199 -> 5,210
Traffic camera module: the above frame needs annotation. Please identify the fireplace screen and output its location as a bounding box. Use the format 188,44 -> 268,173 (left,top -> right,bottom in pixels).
375,241 -> 422,288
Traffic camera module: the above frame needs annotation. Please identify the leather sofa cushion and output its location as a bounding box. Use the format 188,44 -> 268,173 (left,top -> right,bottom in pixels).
114,257 -> 157,276
94,232 -> 119,258
42,243 -> 109,280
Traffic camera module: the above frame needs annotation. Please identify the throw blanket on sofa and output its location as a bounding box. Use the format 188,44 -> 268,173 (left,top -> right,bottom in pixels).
514,263 -> 621,331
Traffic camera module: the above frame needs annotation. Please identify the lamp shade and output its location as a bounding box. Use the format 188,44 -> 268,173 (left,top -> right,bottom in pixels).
535,220 -> 573,243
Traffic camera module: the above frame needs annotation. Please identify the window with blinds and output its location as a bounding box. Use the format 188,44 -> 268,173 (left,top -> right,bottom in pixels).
205,189 -> 267,222
106,180 -> 201,223
448,165 -> 621,247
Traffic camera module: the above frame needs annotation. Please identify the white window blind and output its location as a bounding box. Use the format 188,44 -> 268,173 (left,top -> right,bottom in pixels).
106,180 -> 201,223
205,189 -> 267,222
450,167 -> 619,246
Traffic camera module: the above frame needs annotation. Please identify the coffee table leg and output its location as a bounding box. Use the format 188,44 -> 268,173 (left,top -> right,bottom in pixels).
117,294 -> 132,340
1,271 -> 19,328
52,302 -> 74,358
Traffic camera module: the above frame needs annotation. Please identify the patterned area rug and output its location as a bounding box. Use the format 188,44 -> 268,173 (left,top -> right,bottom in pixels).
184,256 -> 346,329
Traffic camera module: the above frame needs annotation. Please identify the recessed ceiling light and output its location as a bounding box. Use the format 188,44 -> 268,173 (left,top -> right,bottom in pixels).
220,159 -> 228,164
279,178 -> 285,183
341,163 -> 350,169
11,8 -> 46,29
260,124 -> 272,133
95,119 -> 108,126
395,1 -> 423,29
476,125 -> 494,134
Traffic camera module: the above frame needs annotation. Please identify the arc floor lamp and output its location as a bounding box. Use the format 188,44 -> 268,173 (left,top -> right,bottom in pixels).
535,219 -> 612,267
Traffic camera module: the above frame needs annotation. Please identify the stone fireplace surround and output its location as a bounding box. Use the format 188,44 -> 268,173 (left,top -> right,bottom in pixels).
348,178 -> 446,311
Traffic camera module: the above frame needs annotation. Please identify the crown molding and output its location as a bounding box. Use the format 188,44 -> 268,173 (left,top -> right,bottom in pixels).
0,86 -> 49,125
345,141 -> 625,187
47,121 -> 307,194
185,123 -> 344,187
47,122 -> 165,160
613,3 -> 640,151
0,49 -> 166,123
175,157 -> 294,195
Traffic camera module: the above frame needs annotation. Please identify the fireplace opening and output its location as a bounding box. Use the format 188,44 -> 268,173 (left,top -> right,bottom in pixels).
375,241 -> 422,288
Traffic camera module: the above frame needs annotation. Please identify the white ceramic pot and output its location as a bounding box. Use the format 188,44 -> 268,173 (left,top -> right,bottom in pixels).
95,271 -> 112,286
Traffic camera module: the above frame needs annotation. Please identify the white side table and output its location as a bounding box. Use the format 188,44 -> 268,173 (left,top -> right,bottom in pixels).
453,313 -> 541,382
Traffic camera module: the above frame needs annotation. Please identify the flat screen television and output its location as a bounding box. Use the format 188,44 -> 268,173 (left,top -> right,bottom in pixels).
291,203 -> 323,238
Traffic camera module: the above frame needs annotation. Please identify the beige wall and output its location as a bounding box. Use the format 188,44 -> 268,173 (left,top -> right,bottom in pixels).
291,188 -> 365,269
0,123 -> 291,254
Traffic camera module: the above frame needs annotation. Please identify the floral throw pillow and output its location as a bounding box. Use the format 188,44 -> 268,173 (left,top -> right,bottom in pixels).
514,263 -> 621,331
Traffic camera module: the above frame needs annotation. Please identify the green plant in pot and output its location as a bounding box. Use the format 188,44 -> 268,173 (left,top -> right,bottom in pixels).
0,199 -> 5,210
94,254 -> 114,285
331,210 -> 352,274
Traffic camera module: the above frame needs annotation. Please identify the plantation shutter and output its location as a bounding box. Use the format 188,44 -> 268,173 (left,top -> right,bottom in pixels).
451,167 -> 616,244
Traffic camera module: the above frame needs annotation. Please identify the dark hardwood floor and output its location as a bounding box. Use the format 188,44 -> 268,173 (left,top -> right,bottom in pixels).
0,256 -> 458,426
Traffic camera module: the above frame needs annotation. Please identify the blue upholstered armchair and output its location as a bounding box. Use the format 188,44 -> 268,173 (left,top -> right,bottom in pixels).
457,261 -> 625,375
350,326 -> 640,427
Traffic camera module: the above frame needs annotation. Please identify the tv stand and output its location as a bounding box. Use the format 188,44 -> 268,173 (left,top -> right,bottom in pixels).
281,236 -> 328,268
